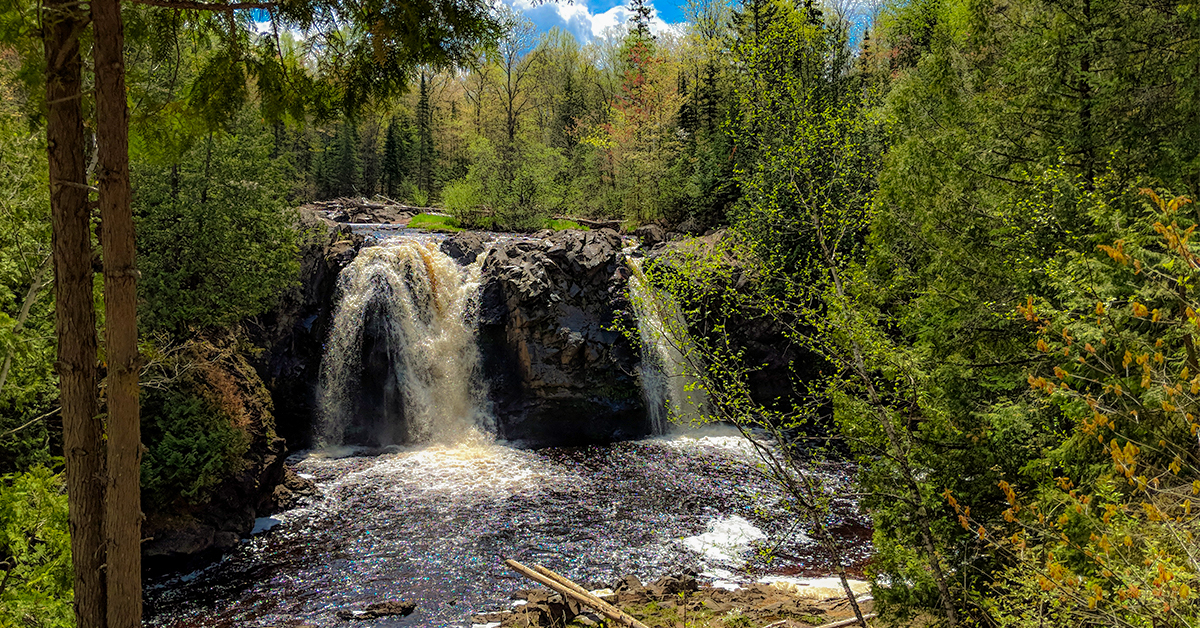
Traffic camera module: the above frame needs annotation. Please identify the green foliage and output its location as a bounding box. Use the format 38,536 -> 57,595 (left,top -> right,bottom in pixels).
407,213 -> 463,232
954,190 -> 1200,626
0,466 -> 73,628
444,136 -> 568,231
134,108 -> 300,334
140,388 -> 249,509
0,70 -> 56,475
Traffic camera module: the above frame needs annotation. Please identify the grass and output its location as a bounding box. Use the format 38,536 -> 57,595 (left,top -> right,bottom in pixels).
544,218 -> 590,231
407,213 -> 463,232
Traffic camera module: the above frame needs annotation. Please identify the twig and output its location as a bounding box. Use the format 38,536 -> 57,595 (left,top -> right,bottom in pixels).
1,407 -> 62,439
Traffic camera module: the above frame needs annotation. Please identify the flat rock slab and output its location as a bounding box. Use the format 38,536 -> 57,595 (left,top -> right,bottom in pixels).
336,600 -> 417,620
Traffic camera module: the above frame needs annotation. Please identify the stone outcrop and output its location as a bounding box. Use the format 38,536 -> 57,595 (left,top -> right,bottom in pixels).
440,231 -> 495,264
643,232 -> 803,409
251,208 -> 364,448
141,332 -> 317,569
477,229 -> 647,444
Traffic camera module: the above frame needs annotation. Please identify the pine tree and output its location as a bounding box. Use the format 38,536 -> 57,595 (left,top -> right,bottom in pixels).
731,0 -> 779,48
628,0 -> 655,41
382,115 -> 411,198
331,119 -> 362,197
416,73 -> 434,198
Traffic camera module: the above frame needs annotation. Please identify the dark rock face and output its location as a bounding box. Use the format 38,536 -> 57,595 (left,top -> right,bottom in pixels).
440,231 -> 494,264
477,229 -> 647,444
250,209 -> 363,449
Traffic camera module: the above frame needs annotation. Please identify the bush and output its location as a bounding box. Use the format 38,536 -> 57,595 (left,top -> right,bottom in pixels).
133,108 -> 300,334
0,466 -> 73,628
140,389 -> 249,509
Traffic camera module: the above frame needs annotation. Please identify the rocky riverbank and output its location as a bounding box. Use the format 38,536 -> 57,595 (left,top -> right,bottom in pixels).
472,571 -> 873,628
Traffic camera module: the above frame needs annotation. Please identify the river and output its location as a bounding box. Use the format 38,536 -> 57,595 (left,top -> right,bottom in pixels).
144,431 -> 868,627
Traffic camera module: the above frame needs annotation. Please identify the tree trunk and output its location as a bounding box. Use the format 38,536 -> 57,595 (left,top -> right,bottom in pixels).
43,0 -> 105,624
93,0 -> 142,624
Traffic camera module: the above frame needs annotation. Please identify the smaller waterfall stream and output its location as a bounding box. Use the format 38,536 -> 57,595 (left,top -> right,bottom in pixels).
628,258 -> 710,434
317,239 -> 491,446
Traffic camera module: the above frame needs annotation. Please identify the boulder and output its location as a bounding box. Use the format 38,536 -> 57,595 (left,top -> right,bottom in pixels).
142,332 -> 294,570
634,223 -> 666,247
441,231 -> 494,264
674,217 -> 704,236
478,229 -> 646,444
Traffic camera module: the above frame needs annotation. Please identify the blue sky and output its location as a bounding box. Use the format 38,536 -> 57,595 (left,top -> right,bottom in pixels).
507,0 -> 685,43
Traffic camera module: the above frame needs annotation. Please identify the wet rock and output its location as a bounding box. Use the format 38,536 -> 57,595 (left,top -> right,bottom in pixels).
634,223 -> 666,247
268,467 -> 320,511
675,217 -> 704,235
479,229 -> 645,444
441,231 -> 494,264
336,600 -> 416,620
142,334 -> 294,569
648,573 -> 699,598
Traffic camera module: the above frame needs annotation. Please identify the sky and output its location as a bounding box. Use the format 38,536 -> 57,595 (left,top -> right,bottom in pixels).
507,0 -> 685,43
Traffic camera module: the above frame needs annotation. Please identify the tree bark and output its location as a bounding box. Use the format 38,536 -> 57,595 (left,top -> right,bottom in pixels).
43,0 -> 106,624
93,0 -> 142,624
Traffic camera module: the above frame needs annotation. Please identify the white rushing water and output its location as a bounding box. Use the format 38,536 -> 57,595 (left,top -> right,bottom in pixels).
317,239 -> 492,446
627,258 -> 710,434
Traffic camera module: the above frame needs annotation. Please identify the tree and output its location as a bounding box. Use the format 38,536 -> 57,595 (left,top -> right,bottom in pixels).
382,115 -> 411,198
36,1 -> 503,625
416,72 -> 434,198
495,9 -> 540,145
40,2 -> 104,626
628,0 -> 655,41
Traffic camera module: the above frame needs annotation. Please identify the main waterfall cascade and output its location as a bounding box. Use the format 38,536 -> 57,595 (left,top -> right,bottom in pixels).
317,239 -> 492,446
628,257 -> 711,435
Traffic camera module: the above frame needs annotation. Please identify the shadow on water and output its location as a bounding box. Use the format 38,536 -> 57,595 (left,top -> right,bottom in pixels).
144,433 -> 869,628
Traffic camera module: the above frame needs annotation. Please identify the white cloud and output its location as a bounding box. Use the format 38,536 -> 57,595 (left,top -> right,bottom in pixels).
506,0 -> 672,42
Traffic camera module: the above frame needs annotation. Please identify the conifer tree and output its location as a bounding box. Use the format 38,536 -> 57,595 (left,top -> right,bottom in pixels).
416,73 -> 434,198
382,115 -> 410,198
628,0 -> 655,40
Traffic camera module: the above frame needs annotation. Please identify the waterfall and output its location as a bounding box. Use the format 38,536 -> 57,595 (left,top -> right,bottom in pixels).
628,258 -> 709,434
317,239 -> 492,446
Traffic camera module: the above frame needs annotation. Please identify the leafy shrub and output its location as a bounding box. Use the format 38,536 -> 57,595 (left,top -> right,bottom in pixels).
0,466 -> 73,628
140,389 -> 249,509
133,108 -> 300,334
956,190 -> 1200,626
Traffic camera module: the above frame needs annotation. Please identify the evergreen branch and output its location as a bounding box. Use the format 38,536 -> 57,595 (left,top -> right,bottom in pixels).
127,0 -> 276,11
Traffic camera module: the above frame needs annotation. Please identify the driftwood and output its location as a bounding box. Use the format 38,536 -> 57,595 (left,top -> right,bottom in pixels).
503,559 -> 651,628
553,215 -> 624,230
809,613 -> 878,628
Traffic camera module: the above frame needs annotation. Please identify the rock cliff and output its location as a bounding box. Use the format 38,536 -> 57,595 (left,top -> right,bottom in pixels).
463,229 -> 648,444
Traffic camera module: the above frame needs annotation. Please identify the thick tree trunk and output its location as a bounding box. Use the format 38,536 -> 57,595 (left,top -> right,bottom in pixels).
93,0 -> 141,624
43,0 -> 105,625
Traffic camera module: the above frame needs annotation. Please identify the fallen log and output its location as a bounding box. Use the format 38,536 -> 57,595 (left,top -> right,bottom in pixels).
531,565 -> 631,620
809,613 -> 877,628
503,559 -> 651,628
